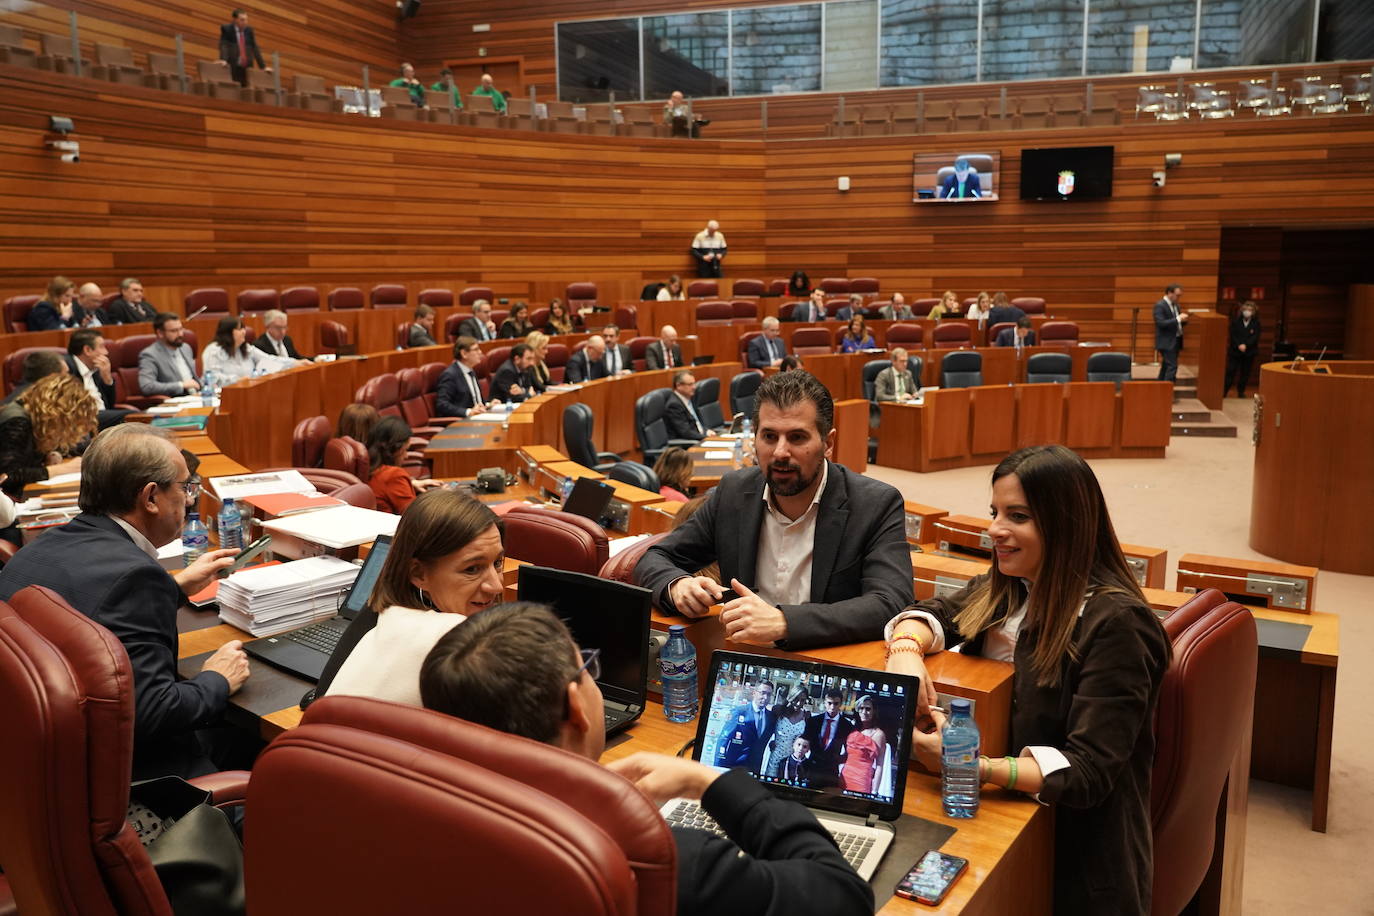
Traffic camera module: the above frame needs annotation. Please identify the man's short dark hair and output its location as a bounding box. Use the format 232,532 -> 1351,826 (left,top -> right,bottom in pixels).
672,370 -> 693,387
420,603 -> 580,744
1017,316 -> 1033,329
67,329 -> 101,357
602,324 -> 619,335
752,370 -> 833,437
824,688 -> 844,702
453,335 -> 478,359
231,8 -> 245,18
510,343 -> 531,360
1165,283 -> 1182,295
79,425 -> 179,515
414,304 -> 435,320
153,312 -> 180,332
779,355 -> 803,371
20,350 -> 65,384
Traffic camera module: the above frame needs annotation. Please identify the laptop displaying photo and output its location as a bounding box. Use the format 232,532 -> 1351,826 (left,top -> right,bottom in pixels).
242,534 -> 393,683
561,476 -> 616,523
516,565 -> 651,736
661,650 -> 921,880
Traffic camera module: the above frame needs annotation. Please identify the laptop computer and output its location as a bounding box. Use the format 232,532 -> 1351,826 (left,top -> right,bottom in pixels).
516,565 -> 650,736
691,355 -> 714,366
561,476 -> 616,524
242,534 -> 393,682
660,650 -> 921,881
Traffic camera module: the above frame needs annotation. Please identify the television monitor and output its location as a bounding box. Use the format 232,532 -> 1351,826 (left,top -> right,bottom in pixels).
1019,145 -> 1114,201
912,151 -> 1000,203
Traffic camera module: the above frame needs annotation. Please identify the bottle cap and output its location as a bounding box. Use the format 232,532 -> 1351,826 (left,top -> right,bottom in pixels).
668,624 -> 685,636
949,698 -> 972,714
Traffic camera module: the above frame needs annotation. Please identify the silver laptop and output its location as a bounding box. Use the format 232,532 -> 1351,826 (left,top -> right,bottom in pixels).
660,650 -> 921,881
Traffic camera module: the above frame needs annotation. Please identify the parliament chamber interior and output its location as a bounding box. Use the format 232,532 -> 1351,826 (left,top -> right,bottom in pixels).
0,0 -> 1371,913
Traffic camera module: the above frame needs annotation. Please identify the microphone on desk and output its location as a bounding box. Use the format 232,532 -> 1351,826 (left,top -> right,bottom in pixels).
186,306 -> 209,322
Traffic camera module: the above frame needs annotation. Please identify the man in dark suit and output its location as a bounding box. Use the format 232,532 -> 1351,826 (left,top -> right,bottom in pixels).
791,290 -> 827,323
106,277 -> 158,324
254,309 -> 304,359
635,371 -> 913,649
994,317 -> 1037,349
802,689 -> 855,788
664,370 -> 708,441
0,350 -> 66,406
489,342 -> 536,403
715,681 -> 777,771
564,335 -> 608,384
458,301 -> 498,342
418,604 -> 872,916
65,329 -> 134,429
985,301 -> 1025,328
75,282 -> 112,326
777,736 -> 815,785
1225,300 -> 1261,397
939,157 -> 983,199
0,425 -> 248,779
601,324 -> 634,376
746,318 -> 786,369
218,8 -> 269,88
645,324 -> 685,371
1153,283 -> 1187,382
436,336 -> 486,417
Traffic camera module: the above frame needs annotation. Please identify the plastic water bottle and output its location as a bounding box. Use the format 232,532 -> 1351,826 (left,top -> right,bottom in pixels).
740,416 -> 754,465
559,475 -> 575,504
941,698 -> 981,818
182,512 -> 208,563
217,498 -> 243,550
733,435 -> 744,467
200,371 -> 216,407
659,625 -> 699,723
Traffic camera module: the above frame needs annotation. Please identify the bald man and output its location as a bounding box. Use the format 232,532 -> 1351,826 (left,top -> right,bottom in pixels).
691,220 -> 727,278
564,335 -> 608,384
76,282 -> 111,326
646,325 -> 684,371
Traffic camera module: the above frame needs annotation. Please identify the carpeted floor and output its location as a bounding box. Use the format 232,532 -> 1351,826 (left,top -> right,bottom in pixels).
865,396 -> 1374,914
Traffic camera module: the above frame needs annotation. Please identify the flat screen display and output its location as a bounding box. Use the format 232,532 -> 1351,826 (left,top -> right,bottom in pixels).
912,151 -> 1000,203
1019,145 -> 1114,200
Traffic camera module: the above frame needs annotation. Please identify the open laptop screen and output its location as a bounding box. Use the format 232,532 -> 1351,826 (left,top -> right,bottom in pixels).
340,535 -> 392,619
693,650 -> 920,821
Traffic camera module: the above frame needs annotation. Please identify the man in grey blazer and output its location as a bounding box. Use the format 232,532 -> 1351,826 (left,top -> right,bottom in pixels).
877,292 -> 915,321
634,371 -> 912,649
138,313 -> 201,396
874,347 -> 919,402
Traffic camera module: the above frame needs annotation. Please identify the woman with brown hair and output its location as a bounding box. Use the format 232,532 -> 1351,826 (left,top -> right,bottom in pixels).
499,301 -> 535,339
653,446 -> 692,503
365,416 -> 439,515
0,373 -> 95,497
837,315 -> 876,353
337,402 -> 381,444
201,315 -> 292,383
542,298 -> 576,336
320,487 -> 506,706
885,445 -> 1170,915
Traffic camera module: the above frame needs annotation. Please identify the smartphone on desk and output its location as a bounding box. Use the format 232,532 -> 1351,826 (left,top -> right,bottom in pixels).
894,850 -> 968,905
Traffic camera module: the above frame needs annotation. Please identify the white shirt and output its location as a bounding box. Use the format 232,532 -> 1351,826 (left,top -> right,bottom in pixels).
754,460 -> 828,607
604,345 -> 622,375
461,364 -> 482,407
74,358 -> 103,408
656,287 -> 684,301
692,230 -> 726,252
201,342 -> 293,384
325,605 -> 467,707
112,516 -> 158,560
264,334 -> 288,357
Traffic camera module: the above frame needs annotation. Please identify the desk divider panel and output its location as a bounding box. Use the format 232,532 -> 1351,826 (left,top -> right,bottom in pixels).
969,384 -> 1017,457
1014,382 -> 1064,448
1064,381 -> 1116,449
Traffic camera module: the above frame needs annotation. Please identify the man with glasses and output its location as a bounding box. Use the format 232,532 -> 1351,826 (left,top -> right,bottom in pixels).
0,425 -> 249,780
139,313 -> 201,396
419,603 -> 872,916
254,309 -> 304,360
664,370 -> 708,441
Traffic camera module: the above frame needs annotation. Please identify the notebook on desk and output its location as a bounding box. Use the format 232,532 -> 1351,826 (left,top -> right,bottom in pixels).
661,650 -> 921,881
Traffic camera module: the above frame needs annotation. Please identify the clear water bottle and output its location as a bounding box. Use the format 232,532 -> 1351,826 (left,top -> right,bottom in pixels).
200,370 -> 216,407
733,435 -> 744,467
659,625 -> 699,723
941,698 -> 981,818
182,511 -> 208,563
559,475 -> 575,504
740,416 -> 754,466
217,498 -> 243,550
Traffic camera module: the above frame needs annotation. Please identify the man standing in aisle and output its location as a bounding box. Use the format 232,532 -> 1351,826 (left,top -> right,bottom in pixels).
218,8 -> 269,88
692,220 -> 727,278
1153,283 -> 1187,383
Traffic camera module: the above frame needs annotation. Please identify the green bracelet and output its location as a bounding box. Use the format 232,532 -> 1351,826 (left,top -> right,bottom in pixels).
1005,755 -> 1018,791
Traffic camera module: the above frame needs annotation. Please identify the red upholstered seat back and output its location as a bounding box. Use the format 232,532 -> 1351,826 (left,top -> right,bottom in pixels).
318,321 -> 352,353
730,300 -> 758,320
738,330 -> 763,363
0,586 -> 171,915
185,287 -> 229,314
370,284 -> 407,309
790,327 -> 832,355
686,280 -> 717,298
396,368 -> 431,429
395,321 -> 412,349
1150,589 -> 1257,916
1011,296 -> 1046,314
1038,320 -> 1079,348
932,322 -> 972,348
565,282 -> 598,309
767,278 -> 789,296
504,506 -> 609,574
778,302 -> 800,321
236,288 -> 279,314
419,361 -> 447,416
885,323 -> 924,347
322,436 -> 370,481
545,344 -> 569,383
280,286 -> 319,311
3,345 -> 66,394
246,697 -> 672,916
3,295 -> 40,333
291,415 -> 332,468
355,373 -> 402,418
598,532 -> 668,583
459,286 -> 495,306
987,321 -> 1015,345
818,277 -> 850,294
849,277 -> 880,294
614,304 -> 638,332
695,301 -> 732,323
627,336 -> 656,371
913,297 -> 940,314
484,347 -> 512,377
418,288 -> 454,309
110,335 -> 163,407
327,287 -> 364,310
732,279 -> 765,297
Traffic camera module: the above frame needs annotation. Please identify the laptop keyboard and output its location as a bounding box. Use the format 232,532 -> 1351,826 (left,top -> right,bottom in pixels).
662,800 -> 876,872
281,622 -> 342,654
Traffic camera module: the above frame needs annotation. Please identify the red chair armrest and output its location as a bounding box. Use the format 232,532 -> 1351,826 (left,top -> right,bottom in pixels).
187,769 -> 252,807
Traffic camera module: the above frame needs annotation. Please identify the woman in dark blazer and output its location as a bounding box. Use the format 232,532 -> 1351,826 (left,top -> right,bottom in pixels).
498,301 -> 535,339
884,445 -> 1170,915
1224,300 -> 1261,397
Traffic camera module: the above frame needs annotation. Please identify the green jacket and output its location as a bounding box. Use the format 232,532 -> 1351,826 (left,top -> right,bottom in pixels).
388,77 -> 426,107
471,83 -> 507,113
430,80 -> 463,109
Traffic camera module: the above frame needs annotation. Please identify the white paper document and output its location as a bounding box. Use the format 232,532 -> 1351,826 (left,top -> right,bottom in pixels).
209,470 -> 317,500
217,556 -> 360,636
262,504 -> 399,549
703,450 -> 735,460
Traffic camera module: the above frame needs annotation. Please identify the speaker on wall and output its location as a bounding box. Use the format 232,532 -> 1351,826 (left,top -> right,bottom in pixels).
399,0 -> 421,20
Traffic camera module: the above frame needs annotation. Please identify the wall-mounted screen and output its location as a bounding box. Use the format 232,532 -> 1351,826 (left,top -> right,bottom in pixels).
912,151 -> 1000,203
1019,145 -> 1114,201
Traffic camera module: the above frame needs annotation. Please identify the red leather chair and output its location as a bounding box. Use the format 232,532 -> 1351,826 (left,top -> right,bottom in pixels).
100,290 -> 122,312
791,327 -> 833,356
355,373 -> 404,419
529,306 -> 551,330
865,300 -> 891,320
418,361 -> 451,420
686,279 -> 717,298
327,287 -> 364,310
280,286 -> 319,311
738,330 -> 763,364
695,301 -> 733,324
489,309 -> 510,328
731,300 -> 759,320
884,322 -> 924,348
767,278 -> 789,296
614,304 -> 638,332
185,287 -> 230,314
418,288 -> 454,309
395,321 -> 413,349
484,346 -> 513,377
318,321 -> 353,354
395,368 -> 446,438
0,585 -> 248,916
2,345 -> 65,395
323,435 -> 370,481
504,505 -> 609,574
1012,296 -> 1047,315
108,335 -> 166,409
778,302 -> 801,321
245,696 -> 675,916
913,297 -> 941,315
627,336 -> 657,371
987,321 -> 1015,346
1038,320 -> 1079,349
459,286 -> 494,306
4,294 -> 40,333
443,312 -> 469,343
236,288 -> 279,314
1151,589 -> 1257,916
932,322 -> 972,349
818,277 -> 850,294
258,467 -> 376,510
598,532 -> 668,583
849,277 -> 880,295
565,282 -> 598,311
545,343 -> 570,383
291,415 -> 332,467
370,284 -> 407,309
732,278 -> 765,297
824,297 -> 850,314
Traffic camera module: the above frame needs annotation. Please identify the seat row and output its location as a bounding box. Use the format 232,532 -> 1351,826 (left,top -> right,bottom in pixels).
858,350 -> 1132,394
735,320 -> 1074,356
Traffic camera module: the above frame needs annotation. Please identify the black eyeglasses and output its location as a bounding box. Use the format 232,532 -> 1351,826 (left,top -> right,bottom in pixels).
178,476 -> 202,500
571,647 -> 601,683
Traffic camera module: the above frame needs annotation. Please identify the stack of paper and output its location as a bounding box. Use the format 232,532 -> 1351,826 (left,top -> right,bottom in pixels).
217,556 -> 360,636
209,470 -> 317,500
261,504 -> 399,549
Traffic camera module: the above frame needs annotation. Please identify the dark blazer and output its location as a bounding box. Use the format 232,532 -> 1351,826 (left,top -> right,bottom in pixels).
644,340 -> 684,371
1153,298 -> 1184,353
602,343 -> 633,376
489,358 -> 530,403
27,299 -> 85,331
832,305 -> 856,322
436,361 -> 482,417
563,350 -> 607,384
802,712 -> 855,785
663,393 -> 706,441
107,295 -> 158,325
905,578 -> 1170,915
672,768 -> 872,916
714,703 -> 776,771
498,319 -> 533,340
790,301 -> 826,322
985,305 -> 1026,328
746,334 -> 785,369
458,316 -> 496,342
994,328 -> 1037,348
254,333 -> 302,360
0,514 -> 231,779
940,170 -> 983,198
635,462 -> 913,648
63,354 -> 116,409
776,754 -> 814,785
218,23 -> 265,68
1228,314 -> 1260,355
407,324 -> 437,348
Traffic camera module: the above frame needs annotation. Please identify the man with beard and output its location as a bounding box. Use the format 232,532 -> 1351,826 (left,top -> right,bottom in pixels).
634,371 -> 912,649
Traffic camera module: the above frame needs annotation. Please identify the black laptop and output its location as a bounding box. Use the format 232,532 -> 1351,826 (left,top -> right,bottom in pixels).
242,534 -> 393,682
516,565 -> 651,735
561,476 -> 616,523
691,355 -> 714,366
